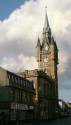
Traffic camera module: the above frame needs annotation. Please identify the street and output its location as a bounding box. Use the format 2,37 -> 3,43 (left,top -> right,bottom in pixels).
2,117 -> 70,125
20,117 -> 71,125
38,117 -> 71,125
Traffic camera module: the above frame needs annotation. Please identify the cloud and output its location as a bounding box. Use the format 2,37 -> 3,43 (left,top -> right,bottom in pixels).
0,0 -> 71,92
1,54 -> 38,72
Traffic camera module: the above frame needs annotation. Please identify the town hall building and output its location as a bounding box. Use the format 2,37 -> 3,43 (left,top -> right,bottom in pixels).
17,8 -> 59,119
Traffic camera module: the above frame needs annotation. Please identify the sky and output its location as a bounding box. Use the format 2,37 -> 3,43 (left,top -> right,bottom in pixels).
0,0 -> 71,102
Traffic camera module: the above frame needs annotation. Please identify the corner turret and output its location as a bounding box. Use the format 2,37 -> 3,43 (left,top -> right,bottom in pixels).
36,38 -> 41,62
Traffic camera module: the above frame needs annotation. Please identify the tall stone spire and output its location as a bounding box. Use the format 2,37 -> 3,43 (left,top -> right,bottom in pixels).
43,7 -> 51,43
44,7 -> 50,31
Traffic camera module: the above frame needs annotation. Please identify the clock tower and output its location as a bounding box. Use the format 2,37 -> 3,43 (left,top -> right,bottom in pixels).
36,8 -> 58,98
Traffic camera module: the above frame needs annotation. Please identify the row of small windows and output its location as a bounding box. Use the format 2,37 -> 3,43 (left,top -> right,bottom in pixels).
8,73 -> 34,89
10,89 -> 34,104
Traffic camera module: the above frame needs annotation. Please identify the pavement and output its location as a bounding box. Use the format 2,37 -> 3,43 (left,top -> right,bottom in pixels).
19,117 -> 71,125
38,117 -> 71,125
1,117 -> 71,125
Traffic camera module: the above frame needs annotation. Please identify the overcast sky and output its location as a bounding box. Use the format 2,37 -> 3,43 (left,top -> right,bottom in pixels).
0,0 -> 71,102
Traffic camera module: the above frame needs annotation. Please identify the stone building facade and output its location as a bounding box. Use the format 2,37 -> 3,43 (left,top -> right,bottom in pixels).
67,103 -> 71,115
18,69 -> 58,119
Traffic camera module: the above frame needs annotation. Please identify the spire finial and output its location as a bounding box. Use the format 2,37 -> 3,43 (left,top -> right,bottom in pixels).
45,6 -> 47,17
45,6 -> 47,13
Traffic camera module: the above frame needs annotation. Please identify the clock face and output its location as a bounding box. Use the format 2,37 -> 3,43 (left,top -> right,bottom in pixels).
45,70 -> 49,75
44,57 -> 49,62
45,46 -> 48,50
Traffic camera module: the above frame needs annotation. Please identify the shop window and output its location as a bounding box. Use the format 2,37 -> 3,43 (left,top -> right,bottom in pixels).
10,110 -> 16,120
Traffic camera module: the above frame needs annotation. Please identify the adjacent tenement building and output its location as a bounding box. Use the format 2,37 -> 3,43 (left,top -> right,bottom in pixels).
67,102 -> 71,115
0,67 -> 35,123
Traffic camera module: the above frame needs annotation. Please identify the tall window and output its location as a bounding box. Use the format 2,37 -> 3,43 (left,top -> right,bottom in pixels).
10,89 -> 15,102
15,77 -> 17,83
17,91 -> 20,102
44,83 -> 47,96
20,92 -> 22,103
12,76 -> 14,82
39,86 -> 42,95
31,94 -> 33,104
22,92 -> 26,103
18,78 -> 20,84
21,79 -> 23,85
8,74 -> 10,80
17,91 -> 22,103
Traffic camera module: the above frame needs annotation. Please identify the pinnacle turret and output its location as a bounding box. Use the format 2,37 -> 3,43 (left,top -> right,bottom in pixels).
36,38 -> 41,48
51,36 -> 55,45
